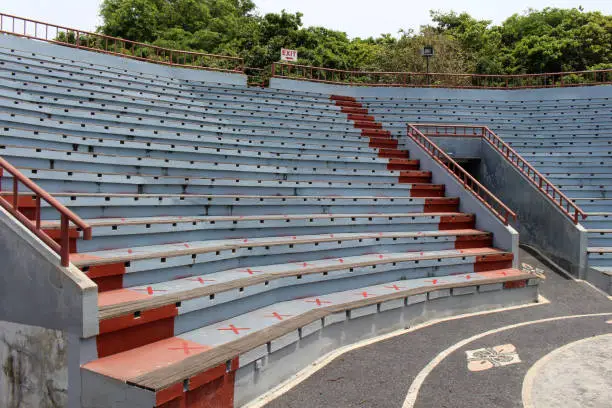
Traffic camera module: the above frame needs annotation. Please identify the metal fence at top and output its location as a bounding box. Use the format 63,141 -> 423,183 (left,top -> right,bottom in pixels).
272,62 -> 612,89
0,12 -> 244,73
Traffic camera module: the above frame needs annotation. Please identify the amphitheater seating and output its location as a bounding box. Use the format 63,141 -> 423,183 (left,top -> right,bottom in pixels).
0,40 -> 542,406
358,94 -> 612,281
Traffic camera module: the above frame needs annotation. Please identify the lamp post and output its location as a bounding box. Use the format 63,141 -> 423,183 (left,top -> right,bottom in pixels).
421,45 -> 434,86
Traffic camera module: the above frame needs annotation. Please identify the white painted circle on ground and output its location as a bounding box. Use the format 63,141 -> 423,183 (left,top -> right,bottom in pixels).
522,334 -> 612,408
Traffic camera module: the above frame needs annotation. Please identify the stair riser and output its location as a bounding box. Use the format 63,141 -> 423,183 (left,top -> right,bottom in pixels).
6,156 -> 405,184
0,136 -> 401,170
10,176 -> 441,197
0,127 -> 386,157
38,202 -> 455,220
85,235 -> 491,288
76,219 -> 471,252
95,256 -> 495,357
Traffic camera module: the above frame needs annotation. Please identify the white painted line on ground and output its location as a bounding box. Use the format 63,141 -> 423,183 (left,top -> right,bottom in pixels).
402,312 -> 612,408
242,296 -> 550,408
521,333 -> 612,408
576,279 -> 612,299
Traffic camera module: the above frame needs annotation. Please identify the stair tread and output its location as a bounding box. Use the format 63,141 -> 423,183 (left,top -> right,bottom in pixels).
16,166 -> 440,187
74,229 -> 487,265
96,246 -> 505,319
587,247 -> 612,253
84,269 -> 533,390
46,211 -> 469,229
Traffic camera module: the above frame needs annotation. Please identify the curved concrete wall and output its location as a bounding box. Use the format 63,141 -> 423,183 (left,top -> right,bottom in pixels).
0,34 -> 247,86
270,77 -> 611,100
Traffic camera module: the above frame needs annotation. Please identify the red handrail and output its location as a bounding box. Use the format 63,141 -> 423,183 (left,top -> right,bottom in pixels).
0,157 -> 91,267
413,124 -> 588,224
272,62 -> 612,89
0,12 -> 244,73
406,125 -> 516,225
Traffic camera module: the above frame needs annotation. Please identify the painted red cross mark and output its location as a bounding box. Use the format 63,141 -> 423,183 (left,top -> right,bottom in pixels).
425,279 -> 445,285
385,284 -> 404,291
329,234 -> 335,238
217,324 -> 250,335
243,239 -> 249,243
338,258 -> 345,263
465,274 -> 472,280
133,286 -> 167,295
184,243 -> 190,248
297,262 -> 313,268
291,236 -> 297,240
496,271 -> 509,276
377,254 -> 385,259
356,291 -> 375,298
168,340 -> 208,355
187,277 -> 216,285
306,298 -> 332,306
265,312 -> 292,321
239,268 -> 261,275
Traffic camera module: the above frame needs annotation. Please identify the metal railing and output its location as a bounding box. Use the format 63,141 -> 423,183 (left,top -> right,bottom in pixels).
245,66 -> 267,87
0,12 -> 244,73
272,62 -> 612,89
412,124 -> 588,224
0,157 -> 91,267
406,125 -> 516,225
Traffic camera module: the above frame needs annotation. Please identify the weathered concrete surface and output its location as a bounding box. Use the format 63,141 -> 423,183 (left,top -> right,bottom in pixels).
0,207 -> 98,407
0,35 -> 247,86
0,320 -> 68,408
477,142 -> 587,277
586,267 -> 612,295
398,136 -> 519,264
525,334 -> 612,408
80,370 -> 156,408
236,285 -> 537,406
0,206 -> 98,337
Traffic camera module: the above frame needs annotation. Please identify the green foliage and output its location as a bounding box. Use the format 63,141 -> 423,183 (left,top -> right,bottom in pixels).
97,1 -> 611,77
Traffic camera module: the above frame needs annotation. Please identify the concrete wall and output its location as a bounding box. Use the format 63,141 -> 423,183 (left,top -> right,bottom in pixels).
0,206 -> 99,407
235,284 -> 538,406
394,135 -> 587,276
0,34 -> 247,86
0,206 -> 98,337
477,142 -> 587,277
270,77 -> 611,100
397,135 -> 519,265
0,320 -> 69,408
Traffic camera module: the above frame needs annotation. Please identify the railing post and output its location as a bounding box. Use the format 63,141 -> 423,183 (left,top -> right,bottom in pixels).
35,195 -> 41,229
271,63 -> 276,77
574,209 -> 579,225
12,178 -> 18,209
60,213 -> 69,267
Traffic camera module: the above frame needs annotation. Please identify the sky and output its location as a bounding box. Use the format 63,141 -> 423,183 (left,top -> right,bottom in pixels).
1,0 -> 611,39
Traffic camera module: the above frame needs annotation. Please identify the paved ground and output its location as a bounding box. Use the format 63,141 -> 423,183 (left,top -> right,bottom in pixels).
264,248 -> 612,408
524,334 -> 612,408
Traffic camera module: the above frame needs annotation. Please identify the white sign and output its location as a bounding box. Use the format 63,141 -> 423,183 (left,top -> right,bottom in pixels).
281,48 -> 298,62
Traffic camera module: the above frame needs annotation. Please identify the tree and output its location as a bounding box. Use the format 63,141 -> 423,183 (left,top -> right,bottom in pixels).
97,2 -> 611,75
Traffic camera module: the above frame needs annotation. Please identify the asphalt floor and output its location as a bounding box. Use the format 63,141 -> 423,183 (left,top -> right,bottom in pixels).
264,248 -> 612,408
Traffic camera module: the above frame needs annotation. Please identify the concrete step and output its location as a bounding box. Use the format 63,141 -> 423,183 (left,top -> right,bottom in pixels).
43,211 -> 474,251
81,267 -> 537,407
6,192 -> 458,220
71,230 -> 492,291
7,166 -> 446,196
